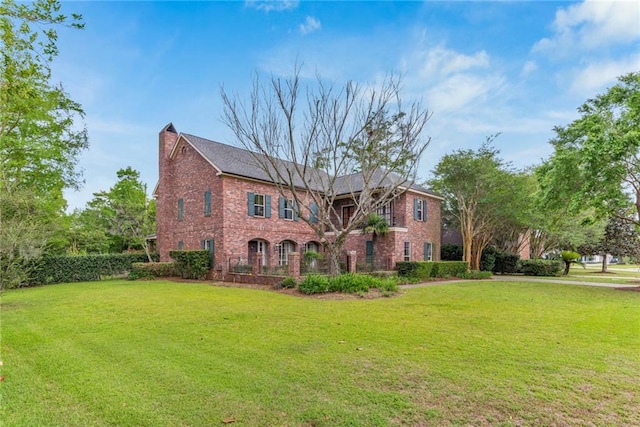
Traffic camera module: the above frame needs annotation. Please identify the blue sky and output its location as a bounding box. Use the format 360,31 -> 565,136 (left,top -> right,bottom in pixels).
52,0 -> 640,211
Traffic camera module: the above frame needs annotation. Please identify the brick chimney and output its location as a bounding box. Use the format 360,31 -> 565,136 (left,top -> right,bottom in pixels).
157,123 -> 178,261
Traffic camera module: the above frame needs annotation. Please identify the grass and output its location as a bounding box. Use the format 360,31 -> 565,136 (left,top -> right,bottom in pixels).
553,263 -> 640,284
1,279 -> 639,426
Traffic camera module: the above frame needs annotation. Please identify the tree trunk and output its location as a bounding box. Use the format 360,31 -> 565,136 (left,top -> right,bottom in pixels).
564,261 -> 571,275
601,254 -> 608,273
325,245 -> 342,276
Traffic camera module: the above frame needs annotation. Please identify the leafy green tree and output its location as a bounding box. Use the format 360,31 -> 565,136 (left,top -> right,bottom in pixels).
429,139 -> 519,270
84,167 -> 156,261
578,215 -> 640,273
539,72 -> 640,227
221,67 -> 431,275
0,182 -> 51,289
0,0 -> 86,287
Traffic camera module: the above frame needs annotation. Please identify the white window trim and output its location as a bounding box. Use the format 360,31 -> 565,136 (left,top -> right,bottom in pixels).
254,194 -> 265,217
404,241 -> 411,261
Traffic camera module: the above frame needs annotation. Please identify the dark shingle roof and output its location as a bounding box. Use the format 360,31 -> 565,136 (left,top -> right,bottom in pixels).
180,133 -> 439,198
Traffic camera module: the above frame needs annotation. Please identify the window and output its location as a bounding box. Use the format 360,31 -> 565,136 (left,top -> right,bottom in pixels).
204,191 -> 211,216
404,241 -> 411,261
254,194 -> 265,217
178,241 -> 184,250
424,242 -> 432,261
278,240 -> 296,266
342,205 -> 355,228
201,239 -> 214,267
178,198 -> 184,221
247,192 -> 271,217
414,198 -> 427,222
377,202 -> 392,225
279,197 -> 294,220
309,202 -> 319,224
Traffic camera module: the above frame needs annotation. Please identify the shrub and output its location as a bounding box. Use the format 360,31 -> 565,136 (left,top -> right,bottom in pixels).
480,246 -> 498,272
457,270 -> 492,280
519,259 -> 563,276
493,252 -> 520,274
29,253 -> 150,285
169,250 -> 211,280
375,277 -> 399,293
298,273 -> 400,295
128,262 -> 176,280
441,244 -> 463,261
397,261 -> 468,279
329,273 -> 376,293
298,274 -> 330,294
432,261 -> 469,278
396,261 -> 433,279
281,276 -> 297,289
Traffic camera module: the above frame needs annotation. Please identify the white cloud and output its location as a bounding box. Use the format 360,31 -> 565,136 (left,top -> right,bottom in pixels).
299,16 -> 321,35
534,0 -> 640,53
521,60 -> 537,77
419,46 -> 490,78
570,54 -> 640,93
244,0 -> 298,12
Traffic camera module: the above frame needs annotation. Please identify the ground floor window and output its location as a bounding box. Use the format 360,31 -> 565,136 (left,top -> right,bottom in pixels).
404,241 -> 411,261
424,242 -> 433,261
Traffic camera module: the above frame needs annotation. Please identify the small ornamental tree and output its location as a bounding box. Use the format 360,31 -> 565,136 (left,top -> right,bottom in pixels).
221,67 -> 431,275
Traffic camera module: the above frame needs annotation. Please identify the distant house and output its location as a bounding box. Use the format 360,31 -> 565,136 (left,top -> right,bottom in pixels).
154,123 -> 441,278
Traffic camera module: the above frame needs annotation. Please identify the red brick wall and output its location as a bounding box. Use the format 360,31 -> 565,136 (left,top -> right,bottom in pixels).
157,135 -> 225,263
218,177 -> 320,271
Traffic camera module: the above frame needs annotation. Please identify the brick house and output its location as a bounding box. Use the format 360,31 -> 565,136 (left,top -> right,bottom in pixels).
155,123 -> 441,278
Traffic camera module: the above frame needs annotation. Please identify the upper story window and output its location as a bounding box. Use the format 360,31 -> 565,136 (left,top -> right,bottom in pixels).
377,202 -> 392,225
342,205 -> 355,228
204,191 -> 211,217
279,197 -> 298,221
414,198 -> 427,222
178,198 -> 184,221
254,194 -> 265,217
247,192 -> 271,218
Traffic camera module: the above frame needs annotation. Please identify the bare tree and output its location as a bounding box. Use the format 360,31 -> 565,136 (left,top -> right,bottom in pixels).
221,68 -> 431,275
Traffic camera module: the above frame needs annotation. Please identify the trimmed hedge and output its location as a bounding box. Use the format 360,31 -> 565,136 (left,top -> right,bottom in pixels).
519,259 -> 563,276
29,253 -> 150,285
396,261 -> 469,279
169,250 -> 211,280
128,262 -> 176,280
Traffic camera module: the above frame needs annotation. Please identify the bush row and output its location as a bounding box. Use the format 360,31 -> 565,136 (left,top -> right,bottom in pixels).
28,253 -> 151,285
298,273 -> 399,295
396,261 -> 469,280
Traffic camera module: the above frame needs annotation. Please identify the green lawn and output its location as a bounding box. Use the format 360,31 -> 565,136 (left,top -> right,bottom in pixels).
558,263 -> 640,284
1,280 -> 639,426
